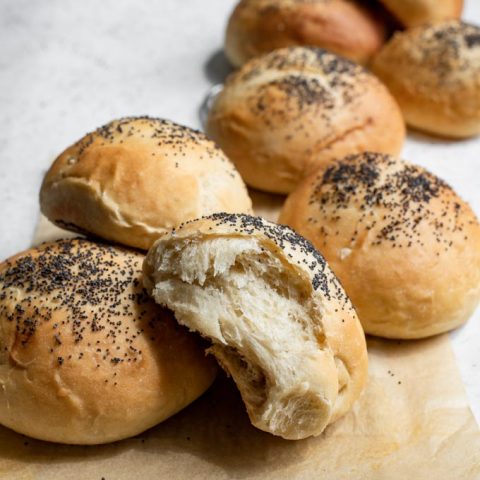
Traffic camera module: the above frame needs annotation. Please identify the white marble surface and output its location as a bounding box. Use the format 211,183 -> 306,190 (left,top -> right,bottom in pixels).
0,0 -> 479,424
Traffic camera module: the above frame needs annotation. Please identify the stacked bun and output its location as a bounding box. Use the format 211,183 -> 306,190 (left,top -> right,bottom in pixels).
0,117 -> 254,444
207,47 -> 405,194
372,21 -> 480,138
0,239 -> 217,444
40,116 -> 252,250
279,153 -> 480,339
225,0 -> 387,67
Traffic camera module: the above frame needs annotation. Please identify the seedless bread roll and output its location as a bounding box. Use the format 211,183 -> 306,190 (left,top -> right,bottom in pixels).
206,47 -> 405,194
143,213 -> 368,440
279,153 -> 480,339
40,117 -> 252,250
0,239 -> 216,444
372,21 -> 480,138
225,0 -> 387,67
377,0 -> 463,27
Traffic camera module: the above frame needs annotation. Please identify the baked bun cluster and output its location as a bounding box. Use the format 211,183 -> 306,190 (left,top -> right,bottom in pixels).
143,213 -> 368,440
0,239 -> 217,444
2,0 -> 478,449
377,0 -> 463,27
207,47 -> 405,194
40,116 -> 252,250
225,0 -> 387,67
280,152 -> 480,339
6,112 -> 370,444
372,21 -> 480,138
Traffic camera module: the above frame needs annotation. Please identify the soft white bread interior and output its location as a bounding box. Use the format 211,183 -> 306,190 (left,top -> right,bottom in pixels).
207,47 -> 405,194
40,116 -> 252,250
280,152 -> 480,339
143,213 -> 368,440
0,239 -> 217,444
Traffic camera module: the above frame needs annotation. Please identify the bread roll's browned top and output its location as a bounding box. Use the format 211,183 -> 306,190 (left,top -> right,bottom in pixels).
0,239 -> 217,444
225,0 -> 387,67
378,0 -> 463,27
372,21 -> 480,138
40,117 -> 252,250
207,47 -> 405,194
280,152 -> 480,339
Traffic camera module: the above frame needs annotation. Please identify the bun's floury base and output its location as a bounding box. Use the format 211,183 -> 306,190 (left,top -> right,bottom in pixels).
1,213 -> 478,479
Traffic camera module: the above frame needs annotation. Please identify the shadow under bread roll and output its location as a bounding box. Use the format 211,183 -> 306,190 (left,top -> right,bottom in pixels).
0,238 -> 217,444
225,0 -> 388,67
206,47 -> 405,194
40,116 -> 253,251
144,213 -> 368,440
279,152 -> 480,339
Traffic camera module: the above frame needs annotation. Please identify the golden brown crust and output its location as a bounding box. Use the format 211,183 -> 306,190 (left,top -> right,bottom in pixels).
207,47 -> 405,194
0,239 -> 217,444
40,117 -> 253,250
225,0 -> 387,67
372,21 -> 480,138
279,153 -> 480,339
378,0 -> 463,27
144,213 -> 368,429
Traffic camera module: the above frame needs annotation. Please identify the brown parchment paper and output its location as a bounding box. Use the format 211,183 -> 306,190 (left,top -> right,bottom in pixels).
1,196 -> 479,480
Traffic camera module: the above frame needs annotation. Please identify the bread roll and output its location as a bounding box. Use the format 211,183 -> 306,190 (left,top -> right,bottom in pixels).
143,213 -> 368,440
372,21 -> 480,138
0,239 -> 217,444
279,152 -> 480,339
206,47 -> 405,194
225,0 -> 387,67
40,117 -> 252,250
377,0 -> 463,27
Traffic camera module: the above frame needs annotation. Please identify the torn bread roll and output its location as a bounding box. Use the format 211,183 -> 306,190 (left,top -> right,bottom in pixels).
206,47 -> 405,194
0,239 -> 217,444
225,0 -> 387,67
372,21 -> 480,138
279,152 -> 480,339
40,116 -> 252,250
143,213 -> 368,440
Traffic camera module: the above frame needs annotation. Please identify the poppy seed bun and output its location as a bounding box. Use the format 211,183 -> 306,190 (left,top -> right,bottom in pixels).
143,213 -> 368,440
377,0 -> 463,28
225,0 -> 387,67
40,117 -> 253,250
279,153 -> 480,339
0,239 -> 217,444
372,21 -> 480,138
206,47 -> 405,194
